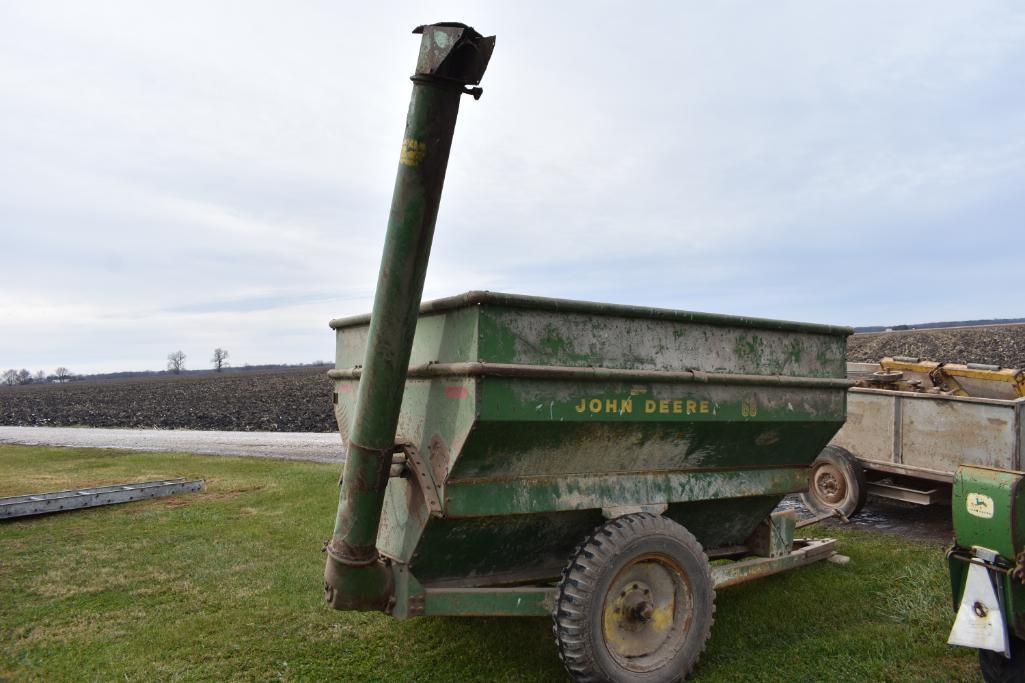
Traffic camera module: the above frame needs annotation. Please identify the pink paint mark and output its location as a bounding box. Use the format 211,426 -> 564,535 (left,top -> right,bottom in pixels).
445,386 -> 469,399
338,384 -> 353,393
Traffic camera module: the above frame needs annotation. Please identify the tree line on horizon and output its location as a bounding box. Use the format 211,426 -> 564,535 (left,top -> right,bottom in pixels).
2,351 -> 331,387
2,367 -> 73,386
166,348 -> 230,374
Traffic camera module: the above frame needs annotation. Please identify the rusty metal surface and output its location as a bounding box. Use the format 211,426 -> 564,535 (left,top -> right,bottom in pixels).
398,443 -> 443,516
743,510 -> 796,558
866,480 -> 945,505
878,357 -> 1025,399
710,538 -> 836,589
601,554 -> 691,672
412,23 -> 494,87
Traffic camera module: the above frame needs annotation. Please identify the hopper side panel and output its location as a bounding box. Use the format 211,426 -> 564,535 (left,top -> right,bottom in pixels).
443,466 -> 809,517
477,306 -> 846,377
448,421 -> 840,481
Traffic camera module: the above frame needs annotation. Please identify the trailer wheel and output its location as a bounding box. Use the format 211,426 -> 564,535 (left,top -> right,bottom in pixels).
553,513 -> 715,682
979,636 -> 1025,683
801,445 -> 867,519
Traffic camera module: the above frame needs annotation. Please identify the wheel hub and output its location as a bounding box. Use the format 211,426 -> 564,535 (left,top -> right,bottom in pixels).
601,555 -> 693,672
609,581 -> 656,631
813,462 -> 847,505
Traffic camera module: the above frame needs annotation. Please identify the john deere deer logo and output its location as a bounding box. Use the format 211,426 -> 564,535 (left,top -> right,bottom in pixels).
966,493 -> 994,520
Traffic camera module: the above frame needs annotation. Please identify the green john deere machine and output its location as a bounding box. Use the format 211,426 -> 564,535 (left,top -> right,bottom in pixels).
947,466 -> 1025,682
323,22 -> 853,682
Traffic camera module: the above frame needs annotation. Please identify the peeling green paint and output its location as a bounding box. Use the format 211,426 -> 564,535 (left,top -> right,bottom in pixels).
734,334 -> 766,370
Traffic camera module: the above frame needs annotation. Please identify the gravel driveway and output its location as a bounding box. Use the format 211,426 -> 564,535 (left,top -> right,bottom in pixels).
0,426 -> 343,463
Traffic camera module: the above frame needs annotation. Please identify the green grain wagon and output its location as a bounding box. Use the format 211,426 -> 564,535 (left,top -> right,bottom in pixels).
322,23 -> 852,682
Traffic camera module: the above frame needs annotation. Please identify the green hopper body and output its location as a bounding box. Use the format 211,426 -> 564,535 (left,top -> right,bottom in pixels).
328,291 -> 851,596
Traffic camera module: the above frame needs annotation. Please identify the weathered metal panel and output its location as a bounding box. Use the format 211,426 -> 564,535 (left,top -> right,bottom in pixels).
831,390 -> 897,463
335,307 -> 479,370
443,466 -> 809,518
332,290 -> 852,337
477,378 -> 843,424
901,396 -> 1018,473
476,303 -> 846,378
450,420 -> 840,484
423,586 -> 555,616
866,481 -> 944,505
375,377 -> 479,562
833,388 -> 1024,480
665,496 -> 782,552
409,509 -> 604,585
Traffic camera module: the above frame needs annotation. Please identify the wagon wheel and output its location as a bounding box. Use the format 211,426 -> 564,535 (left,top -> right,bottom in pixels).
801,445 -> 867,519
553,513 -> 715,682
979,634 -> 1025,683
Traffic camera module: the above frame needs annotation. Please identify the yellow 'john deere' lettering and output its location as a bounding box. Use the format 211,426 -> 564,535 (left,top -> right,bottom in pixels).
576,398 -> 634,414
575,396 -> 711,415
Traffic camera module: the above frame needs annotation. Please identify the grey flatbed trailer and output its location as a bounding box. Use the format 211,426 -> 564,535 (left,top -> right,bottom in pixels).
802,362 -> 1025,515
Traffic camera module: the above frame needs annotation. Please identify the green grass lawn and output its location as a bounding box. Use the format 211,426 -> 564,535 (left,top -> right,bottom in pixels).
0,445 -> 979,682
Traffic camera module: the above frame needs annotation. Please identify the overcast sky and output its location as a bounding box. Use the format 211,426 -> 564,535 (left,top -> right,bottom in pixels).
2,2 -> 1024,374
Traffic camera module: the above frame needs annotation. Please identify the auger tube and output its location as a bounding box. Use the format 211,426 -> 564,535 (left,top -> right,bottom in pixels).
324,22 -> 495,611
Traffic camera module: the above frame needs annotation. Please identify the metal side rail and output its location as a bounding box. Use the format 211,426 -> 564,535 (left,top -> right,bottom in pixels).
0,478 -> 204,519
710,538 -> 837,589
411,538 -> 840,618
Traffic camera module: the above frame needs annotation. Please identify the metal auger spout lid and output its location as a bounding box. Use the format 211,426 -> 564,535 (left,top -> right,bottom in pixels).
412,23 -> 495,89
323,22 -> 494,612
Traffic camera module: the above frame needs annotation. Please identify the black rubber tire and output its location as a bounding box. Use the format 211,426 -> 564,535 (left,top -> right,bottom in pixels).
552,513 -> 715,683
980,636 -> 1025,683
800,445 -> 867,518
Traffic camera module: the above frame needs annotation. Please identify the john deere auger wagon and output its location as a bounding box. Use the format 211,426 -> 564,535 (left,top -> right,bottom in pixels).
323,23 -> 853,682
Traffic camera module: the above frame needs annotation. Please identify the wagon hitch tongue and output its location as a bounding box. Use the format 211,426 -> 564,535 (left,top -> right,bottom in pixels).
323,22 -> 495,612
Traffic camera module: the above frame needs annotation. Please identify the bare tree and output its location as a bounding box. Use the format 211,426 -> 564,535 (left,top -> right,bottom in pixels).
211,348 -> 230,372
34,370 -> 47,383
2,369 -> 17,386
54,367 -> 72,384
167,350 -> 187,374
